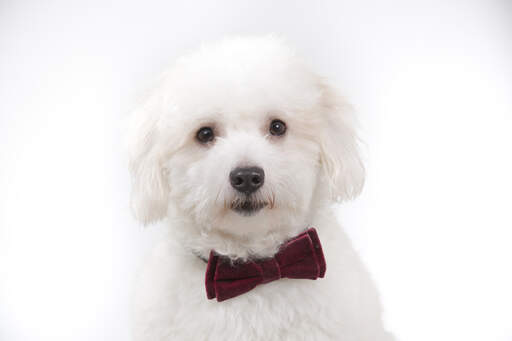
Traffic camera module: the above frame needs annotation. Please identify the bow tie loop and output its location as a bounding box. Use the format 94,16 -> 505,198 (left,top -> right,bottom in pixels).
205,228 -> 326,302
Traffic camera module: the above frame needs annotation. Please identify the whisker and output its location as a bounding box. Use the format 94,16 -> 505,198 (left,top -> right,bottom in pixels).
215,188 -> 223,205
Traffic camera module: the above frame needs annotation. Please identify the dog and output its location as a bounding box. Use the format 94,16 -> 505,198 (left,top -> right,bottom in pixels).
127,36 -> 394,341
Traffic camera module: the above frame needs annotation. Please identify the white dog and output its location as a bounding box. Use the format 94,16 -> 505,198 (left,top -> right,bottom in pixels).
128,36 -> 394,341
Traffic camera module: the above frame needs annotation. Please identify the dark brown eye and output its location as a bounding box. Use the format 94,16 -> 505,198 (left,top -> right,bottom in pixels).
196,127 -> 214,144
269,119 -> 286,136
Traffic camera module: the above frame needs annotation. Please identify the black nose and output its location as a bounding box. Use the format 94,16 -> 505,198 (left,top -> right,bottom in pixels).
229,167 -> 265,194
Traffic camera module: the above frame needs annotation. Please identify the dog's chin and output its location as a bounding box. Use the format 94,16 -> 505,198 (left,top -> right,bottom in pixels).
230,200 -> 268,217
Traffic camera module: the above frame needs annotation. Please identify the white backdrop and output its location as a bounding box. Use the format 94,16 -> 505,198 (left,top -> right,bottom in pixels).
1,1 -> 511,340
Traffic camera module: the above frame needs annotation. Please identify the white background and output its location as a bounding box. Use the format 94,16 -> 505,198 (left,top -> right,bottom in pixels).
1,1 -> 511,340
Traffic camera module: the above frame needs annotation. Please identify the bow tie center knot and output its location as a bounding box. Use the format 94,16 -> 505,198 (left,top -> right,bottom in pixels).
258,258 -> 282,283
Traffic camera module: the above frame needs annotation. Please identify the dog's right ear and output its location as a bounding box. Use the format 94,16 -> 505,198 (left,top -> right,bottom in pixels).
126,93 -> 169,225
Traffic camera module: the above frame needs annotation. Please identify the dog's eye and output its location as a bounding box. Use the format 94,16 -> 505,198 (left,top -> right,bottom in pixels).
196,127 -> 214,144
269,119 -> 286,136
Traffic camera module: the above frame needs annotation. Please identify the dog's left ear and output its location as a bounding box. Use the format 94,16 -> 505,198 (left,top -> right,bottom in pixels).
126,93 -> 170,225
317,81 -> 365,201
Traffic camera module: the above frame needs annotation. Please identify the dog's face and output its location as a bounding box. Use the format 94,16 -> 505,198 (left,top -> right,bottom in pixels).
127,36 -> 364,240
165,105 -> 322,238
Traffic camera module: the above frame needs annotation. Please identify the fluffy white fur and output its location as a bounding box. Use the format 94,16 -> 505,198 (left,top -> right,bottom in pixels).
128,36 -> 394,341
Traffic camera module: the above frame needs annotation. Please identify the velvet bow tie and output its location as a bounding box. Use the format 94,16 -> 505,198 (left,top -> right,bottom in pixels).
205,228 -> 326,302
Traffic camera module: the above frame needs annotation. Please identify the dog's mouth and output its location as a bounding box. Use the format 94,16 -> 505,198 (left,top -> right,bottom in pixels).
230,200 -> 268,216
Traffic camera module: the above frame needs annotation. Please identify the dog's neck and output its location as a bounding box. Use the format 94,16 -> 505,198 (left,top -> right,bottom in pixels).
170,207 -> 332,262
172,219 -> 309,262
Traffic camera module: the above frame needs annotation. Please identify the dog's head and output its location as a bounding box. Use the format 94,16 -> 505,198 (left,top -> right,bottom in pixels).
127,36 -> 364,242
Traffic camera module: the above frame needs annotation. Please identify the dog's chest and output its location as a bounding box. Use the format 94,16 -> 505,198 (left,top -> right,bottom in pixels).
173,266 -> 343,340
134,242 -> 350,341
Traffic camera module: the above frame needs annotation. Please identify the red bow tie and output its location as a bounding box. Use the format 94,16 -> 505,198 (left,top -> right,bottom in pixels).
205,228 -> 326,302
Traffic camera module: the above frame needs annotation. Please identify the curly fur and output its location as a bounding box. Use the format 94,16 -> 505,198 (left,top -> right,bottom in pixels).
128,35 -> 393,341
